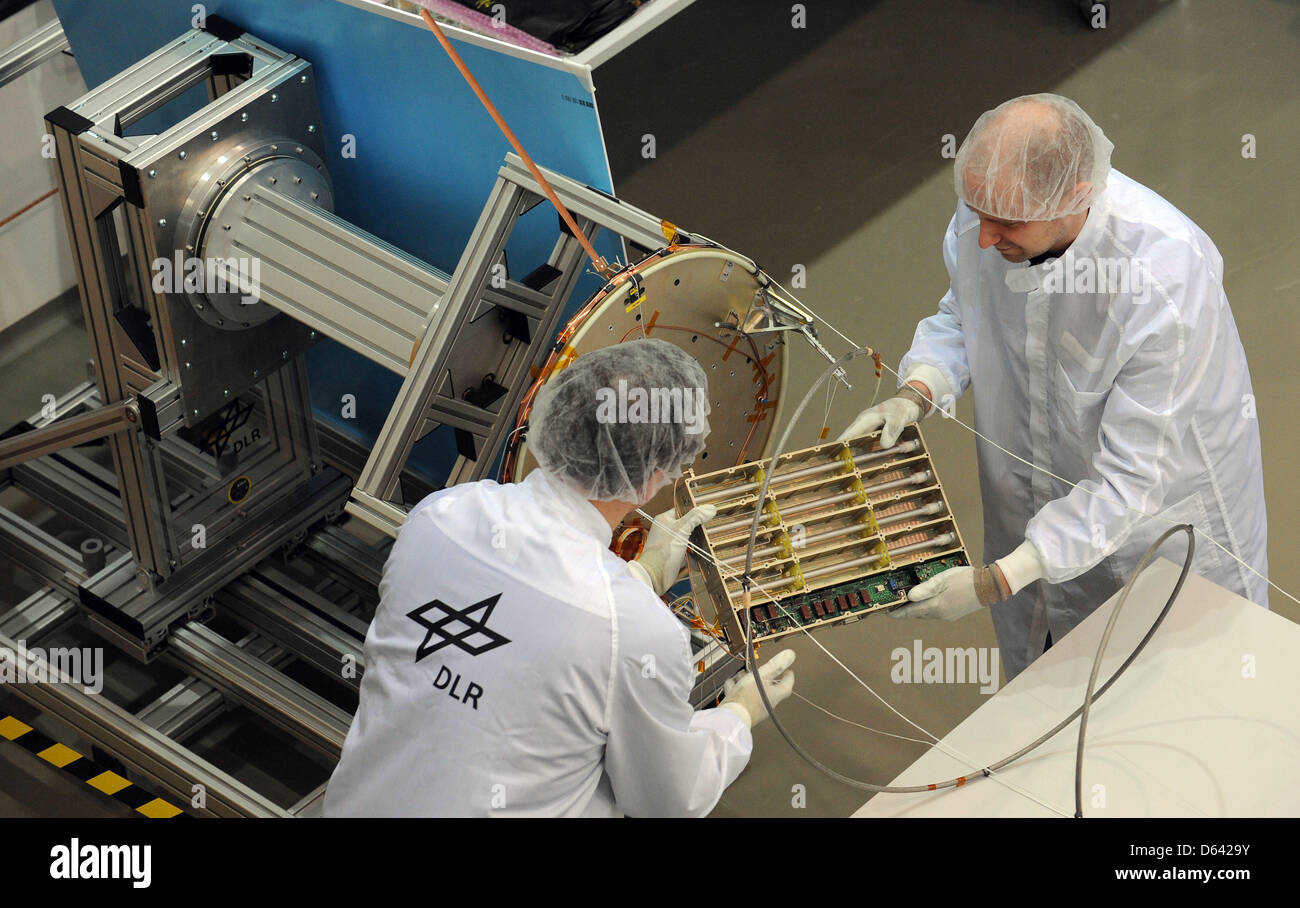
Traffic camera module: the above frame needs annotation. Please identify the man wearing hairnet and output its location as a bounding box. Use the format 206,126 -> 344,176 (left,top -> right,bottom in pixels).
841,93 -> 1268,678
324,338 -> 795,816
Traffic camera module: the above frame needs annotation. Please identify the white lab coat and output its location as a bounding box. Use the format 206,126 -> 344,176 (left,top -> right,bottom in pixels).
899,169 -> 1268,678
322,469 -> 751,817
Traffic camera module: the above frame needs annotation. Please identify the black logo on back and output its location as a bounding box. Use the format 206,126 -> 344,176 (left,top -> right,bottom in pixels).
178,399 -> 256,459
408,594 -> 510,661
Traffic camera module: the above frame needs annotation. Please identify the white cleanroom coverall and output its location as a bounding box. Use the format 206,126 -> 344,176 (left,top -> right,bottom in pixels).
322,469 -> 751,817
899,169 -> 1269,678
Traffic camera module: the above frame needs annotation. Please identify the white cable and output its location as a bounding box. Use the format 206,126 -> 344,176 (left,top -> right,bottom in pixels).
791,692 -> 931,747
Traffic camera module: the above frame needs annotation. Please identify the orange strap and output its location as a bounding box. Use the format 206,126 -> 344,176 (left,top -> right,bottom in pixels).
418,10 -> 614,279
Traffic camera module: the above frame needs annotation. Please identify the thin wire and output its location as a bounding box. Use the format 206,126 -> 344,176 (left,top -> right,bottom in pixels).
821,372 -> 837,431
791,692 -> 931,746
496,425 -> 527,482
868,372 -> 883,409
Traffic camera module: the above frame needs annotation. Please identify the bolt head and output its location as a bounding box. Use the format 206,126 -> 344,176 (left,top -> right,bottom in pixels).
308,125 -> 317,133
179,150 -> 187,160
148,169 -> 157,178
240,112 -> 249,122
158,218 -> 167,227
210,130 -> 219,141
271,92 -> 279,102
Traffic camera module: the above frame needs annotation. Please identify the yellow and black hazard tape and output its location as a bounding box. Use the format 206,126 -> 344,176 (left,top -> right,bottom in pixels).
0,715 -> 187,818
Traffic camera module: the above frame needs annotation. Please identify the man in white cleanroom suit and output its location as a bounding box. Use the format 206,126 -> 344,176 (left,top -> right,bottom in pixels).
841,94 -> 1268,678
325,338 -> 795,816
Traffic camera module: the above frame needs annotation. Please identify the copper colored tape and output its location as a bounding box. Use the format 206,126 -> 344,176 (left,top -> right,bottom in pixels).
721,332 -> 743,362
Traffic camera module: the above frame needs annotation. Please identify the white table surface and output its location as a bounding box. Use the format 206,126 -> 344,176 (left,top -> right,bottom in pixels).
853,558 -> 1300,817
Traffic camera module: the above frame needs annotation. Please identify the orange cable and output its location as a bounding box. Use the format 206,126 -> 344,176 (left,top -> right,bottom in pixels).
0,187 -> 58,230
417,10 -> 614,278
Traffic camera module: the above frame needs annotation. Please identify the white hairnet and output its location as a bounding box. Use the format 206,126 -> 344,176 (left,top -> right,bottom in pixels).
528,338 -> 711,503
954,93 -> 1113,222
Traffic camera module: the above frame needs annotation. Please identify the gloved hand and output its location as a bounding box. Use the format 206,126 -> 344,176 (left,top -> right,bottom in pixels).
718,649 -> 796,728
631,504 -> 717,594
889,565 -> 1005,621
889,542 -> 1045,620
837,383 -> 931,447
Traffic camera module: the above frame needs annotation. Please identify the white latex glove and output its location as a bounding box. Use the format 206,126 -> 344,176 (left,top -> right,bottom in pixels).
836,387 -> 925,447
631,504 -> 717,594
890,543 -> 1046,620
718,649 -> 796,728
889,565 -> 992,620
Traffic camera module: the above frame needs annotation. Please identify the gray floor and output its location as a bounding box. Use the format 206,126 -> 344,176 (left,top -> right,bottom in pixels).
599,0 -> 1300,817
1,0 -> 1296,818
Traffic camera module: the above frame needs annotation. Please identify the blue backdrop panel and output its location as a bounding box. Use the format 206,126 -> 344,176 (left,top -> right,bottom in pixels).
52,0 -> 619,484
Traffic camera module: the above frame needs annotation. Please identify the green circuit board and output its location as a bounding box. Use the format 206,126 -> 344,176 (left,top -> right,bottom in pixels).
740,554 -> 969,637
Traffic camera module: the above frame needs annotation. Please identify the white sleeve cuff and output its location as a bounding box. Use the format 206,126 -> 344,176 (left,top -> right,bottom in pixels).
626,560 -> 656,591
903,363 -> 954,417
996,540 -> 1045,595
717,701 -> 753,728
